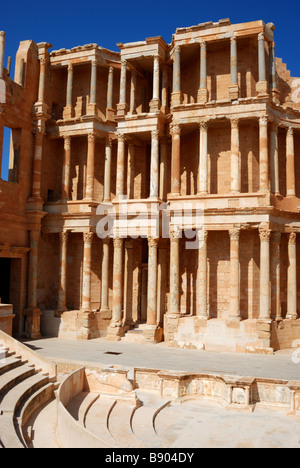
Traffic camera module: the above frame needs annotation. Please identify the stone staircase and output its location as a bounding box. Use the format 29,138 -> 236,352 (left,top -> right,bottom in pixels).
0,338 -> 57,448
121,323 -> 147,343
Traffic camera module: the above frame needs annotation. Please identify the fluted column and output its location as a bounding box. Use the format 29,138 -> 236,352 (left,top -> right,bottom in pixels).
81,232 -> 94,311
271,230 -> 281,321
100,238 -> 110,316
198,121 -> 208,195
169,229 -> 181,317
259,116 -> 269,192
170,124 -> 181,196
150,130 -> 160,199
111,237 -> 124,325
198,41 -> 208,103
197,229 -> 208,318
286,127 -> 296,198
270,122 -> 279,195
103,136 -> 112,202
116,133 -> 126,199
287,232 -> 297,320
172,46 -> 181,106
229,227 -> 241,321
147,237 -> 159,326
63,64 -> 74,119
150,55 -> 161,112
229,36 -> 239,100
85,132 -> 96,200
57,231 -> 68,313
231,118 -> 240,193
62,136 -> 71,200
117,59 -> 128,116
127,143 -> 135,200
257,33 -> 268,95
0,31 -> 5,80
31,130 -> 45,200
129,69 -> 137,115
259,223 -> 271,320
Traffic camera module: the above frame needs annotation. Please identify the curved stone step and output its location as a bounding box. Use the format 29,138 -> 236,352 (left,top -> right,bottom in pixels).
0,413 -> 25,448
0,373 -> 49,413
0,364 -> 35,398
0,357 -> 23,376
28,399 -> 62,449
108,401 -> 143,448
84,396 -> 117,446
132,392 -> 170,447
66,392 -> 99,426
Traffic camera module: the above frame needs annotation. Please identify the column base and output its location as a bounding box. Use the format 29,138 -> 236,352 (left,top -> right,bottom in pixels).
63,105 -> 75,119
106,324 -> 127,341
229,84 -> 239,101
149,98 -> 161,113
256,81 -> 268,97
116,103 -> 129,117
76,311 -> 95,341
143,325 -> 164,344
86,103 -> 99,116
197,88 -> 208,104
106,107 -> 116,122
99,308 -> 112,320
171,92 -> 182,107
24,308 -> 42,340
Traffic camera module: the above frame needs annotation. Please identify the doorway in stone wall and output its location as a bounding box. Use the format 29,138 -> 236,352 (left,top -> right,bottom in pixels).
0,258 -> 11,304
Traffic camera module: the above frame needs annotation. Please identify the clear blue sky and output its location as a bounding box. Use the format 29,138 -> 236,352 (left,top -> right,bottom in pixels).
1,0 -> 300,179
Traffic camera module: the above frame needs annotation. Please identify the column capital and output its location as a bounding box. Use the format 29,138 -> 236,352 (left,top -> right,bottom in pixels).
199,120 -> 209,130
258,32 -> 265,41
63,135 -> 71,149
59,231 -> 69,243
197,228 -> 208,243
108,66 -> 114,74
170,228 -> 181,241
259,115 -> 269,127
105,135 -> 113,147
230,36 -> 237,44
121,58 -> 127,67
287,127 -> 294,136
68,63 -> 73,72
148,237 -> 159,248
83,232 -> 94,244
91,59 -> 97,67
200,41 -> 207,48
259,223 -> 271,241
170,123 -> 181,136
231,118 -> 239,128
174,45 -> 181,54
117,132 -> 126,142
229,227 -> 241,241
151,130 -> 160,139
88,132 -> 97,143
289,232 -> 297,245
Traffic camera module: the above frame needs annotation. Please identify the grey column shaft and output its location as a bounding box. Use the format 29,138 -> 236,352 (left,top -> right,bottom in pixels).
107,67 -> 114,108
173,47 -> 181,93
200,42 -> 207,89
119,60 -> 127,104
90,61 -> 97,104
258,33 -> 266,82
66,65 -> 73,107
104,138 -> 112,201
269,42 -> 277,90
230,38 -> 238,85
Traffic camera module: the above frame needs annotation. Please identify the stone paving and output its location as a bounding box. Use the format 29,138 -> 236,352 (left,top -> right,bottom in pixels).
23,337 -> 300,381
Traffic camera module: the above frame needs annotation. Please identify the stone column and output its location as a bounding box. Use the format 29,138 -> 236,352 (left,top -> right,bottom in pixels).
90,60 -> 97,104
259,223 -> 271,320
170,124 -> 181,196
124,240 -> 134,325
106,66 -> 115,120
0,31 -> 5,79
231,118 -> 240,193
81,232 -> 93,311
198,121 -> 208,195
256,33 -> 268,96
116,133 -> 126,199
103,136 -> 112,202
169,229 -> 181,317
229,36 -> 239,100
259,116 -> 269,192
85,132 -> 96,200
286,127 -> 296,198
197,229 -> 208,318
32,130 -> 44,200
198,41 -> 208,103
127,143 -> 135,200
287,232 -> 298,320
150,130 -> 160,199
229,227 -> 241,321
38,57 -> 47,103
147,237 -> 159,326
271,230 -> 281,321
25,230 -> 41,339
117,59 -> 128,116
100,238 -> 110,317
172,46 -> 182,106
269,42 -> 279,103
57,231 -> 68,314
150,55 -> 161,112
63,64 -> 74,119
62,136 -> 71,200
270,123 -> 279,195
107,237 -> 126,339
161,66 -> 169,114
159,137 -> 168,201
129,69 -> 137,115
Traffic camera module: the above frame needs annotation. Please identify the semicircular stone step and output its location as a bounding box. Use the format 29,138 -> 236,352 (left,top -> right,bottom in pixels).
108,401 -> 143,448
0,357 -> 23,376
66,392 -> 99,426
0,373 -> 49,413
0,364 -> 35,398
84,396 -> 118,446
